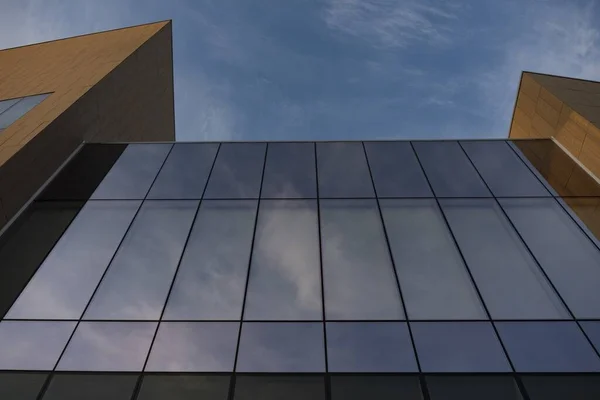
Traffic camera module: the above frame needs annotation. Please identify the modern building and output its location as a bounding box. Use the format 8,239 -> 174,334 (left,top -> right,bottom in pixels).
1,23 -> 600,400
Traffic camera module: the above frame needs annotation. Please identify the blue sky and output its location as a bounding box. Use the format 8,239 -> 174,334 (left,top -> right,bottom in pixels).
1,0 -> 599,141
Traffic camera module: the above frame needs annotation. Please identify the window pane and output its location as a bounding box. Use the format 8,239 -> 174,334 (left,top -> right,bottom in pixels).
412,141 -> 491,197
137,375 -> 231,400
520,375 -> 600,400
91,144 -> 172,199
236,322 -> 325,372
496,322 -> 600,372
0,201 -> 80,318
316,142 -> 374,198
261,143 -> 316,198
411,322 -> 510,372
507,141 -> 558,195
204,143 -> 265,199
0,321 -> 75,370
148,143 -> 218,199
364,141 -> 432,197
500,198 -> 600,319
163,200 -> 257,320
7,201 -> 140,320
0,94 -> 48,129
0,97 -> 20,114
39,144 -> 127,201
0,372 -> 47,400
233,376 -> 326,400
244,200 -> 321,320
440,198 -> 569,319
577,322 -> 600,354
326,322 -> 417,372
57,322 -> 156,371
146,322 -> 239,372
557,197 -> 600,249
330,376 -> 422,400
461,141 -> 550,197
84,201 -> 197,320
42,374 -> 138,400
426,376 -> 523,400
320,199 -> 403,320
380,199 -> 485,320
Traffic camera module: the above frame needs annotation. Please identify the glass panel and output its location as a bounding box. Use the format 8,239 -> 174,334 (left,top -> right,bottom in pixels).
500,198 -> 600,318
496,322 -> 600,372
84,201 -> 197,320
326,322 -> 417,372
163,200 -> 257,320
6,201 -> 140,320
137,375 -> 231,400
204,143 -> 266,199
233,375 -> 326,400
364,141 -> 432,197
412,141 -> 491,197
440,198 -> 569,319
411,322 -> 510,372
39,144 -> 127,201
578,321 -> 600,355
146,322 -> 239,372
148,143 -> 218,199
0,372 -> 47,400
0,94 -> 48,129
316,142 -> 374,198
330,376 -> 422,400
90,144 -> 172,199
320,199 -> 403,320
42,374 -> 138,400
426,376 -> 523,400
461,141 -> 550,197
0,321 -> 75,370
261,142 -> 316,198
0,97 -> 20,115
507,140 -> 558,195
236,322 -> 325,372
380,199 -> 485,320
520,375 -> 600,400
0,201 -> 80,318
57,322 -> 156,371
557,197 -> 600,249
244,200 -> 321,320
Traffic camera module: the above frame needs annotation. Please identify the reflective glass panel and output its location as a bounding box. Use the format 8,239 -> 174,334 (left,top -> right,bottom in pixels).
57,322 -> 156,371
236,322 -> 325,372
7,201 -> 140,320
320,199 -> 404,320
496,322 -> 600,372
0,97 -> 20,114
580,321 -> 600,354
146,322 -> 239,372
500,198 -> 600,319
163,200 -> 257,320
261,142 -> 316,198
233,376 -> 326,400
204,143 -> 266,199
426,376 -> 523,400
507,140 -> 558,195
0,94 -> 48,129
84,201 -> 197,320
316,142 -> 374,198
244,200 -> 321,320
0,321 -> 75,370
148,143 -> 218,199
461,141 -> 550,197
0,372 -> 47,400
440,198 -> 569,319
412,141 -> 490,197
326,322 -> 417,372
411,322 -> 510,372
42,374 -> 138,400
330,376 -> 423,400
520,375 -> 600,400
91,144 -> 172,199
137,375 -> 231,400
364,141 -> 432,197
380,199 -> 485,320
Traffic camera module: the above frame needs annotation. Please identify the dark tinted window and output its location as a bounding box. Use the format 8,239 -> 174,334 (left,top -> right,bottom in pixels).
0,372 -> 47,400
330,376 -> 422,400
261,143 -> 316,198
137,374 -> 230,400
426,376 -> 523,400
42,373 -> 138,400
233,375 -> 326,400
364,141 -> 432,197
520,375 -> 600,400
316,142 -> 374,198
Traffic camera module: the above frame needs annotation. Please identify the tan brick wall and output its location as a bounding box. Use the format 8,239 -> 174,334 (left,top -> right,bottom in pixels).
0,21 -> 175,226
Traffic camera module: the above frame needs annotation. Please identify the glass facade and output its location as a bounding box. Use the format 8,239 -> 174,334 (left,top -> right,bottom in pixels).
0,93 -> 50,133
1,139 -> 600,399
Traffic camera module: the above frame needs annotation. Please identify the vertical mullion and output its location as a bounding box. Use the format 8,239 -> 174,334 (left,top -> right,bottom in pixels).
314,142 -> 331,400
227,143 -> 268,400
361,142 -> 426,399
128,143 -> 221,400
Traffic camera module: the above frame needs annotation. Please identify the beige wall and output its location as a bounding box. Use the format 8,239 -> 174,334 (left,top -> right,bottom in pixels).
0,21 -> 175,227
